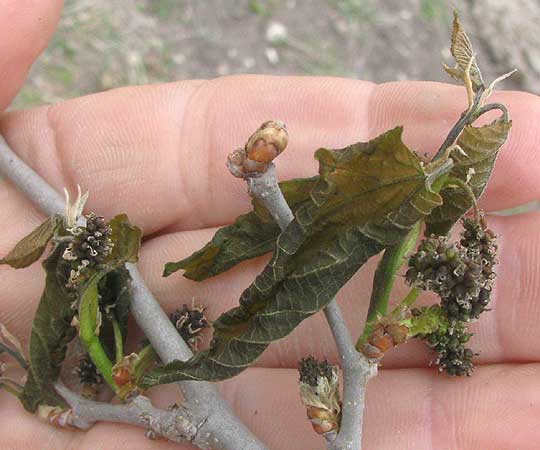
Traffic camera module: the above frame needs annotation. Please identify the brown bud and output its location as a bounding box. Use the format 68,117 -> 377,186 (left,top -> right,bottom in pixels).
306,406 -> 339,435
360,342 -> 385,360
245,120 -> 288,163
386,323 -> 409,345
112,353 -> 139,400
368,325 -> 394,353
113,367 -> 132,386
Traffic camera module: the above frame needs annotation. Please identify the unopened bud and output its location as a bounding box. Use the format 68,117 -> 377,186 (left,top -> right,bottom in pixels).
360,320 -> 410,361
246,120 -> 288,163
227,121 -> 288,178
112,353 -> 139,399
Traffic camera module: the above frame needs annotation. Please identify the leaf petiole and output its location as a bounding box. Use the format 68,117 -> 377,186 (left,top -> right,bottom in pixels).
0,342 -> 28,370
111,318 -> 124,365
357,224 -> 421,349
389,287 -> 421,317
79,276 -> 118,392
133,344 -> 157,384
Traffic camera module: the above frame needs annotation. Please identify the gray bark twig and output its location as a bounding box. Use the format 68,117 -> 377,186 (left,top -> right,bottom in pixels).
0,134 -> 267,450
323,303 -> 376,450
244,160 -> 376,450
55,382 -> 198,444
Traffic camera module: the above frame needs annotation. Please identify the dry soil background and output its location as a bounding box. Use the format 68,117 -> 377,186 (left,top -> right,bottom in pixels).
12,0 -> 540,110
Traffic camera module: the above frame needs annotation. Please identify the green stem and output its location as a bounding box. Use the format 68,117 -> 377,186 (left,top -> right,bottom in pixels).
133,344 -> 157,383
79,277 -> 118,392
356,223 -> 421,349
432,85 -> 509,163
390,287 -> 421,316
111,318 -> 124,365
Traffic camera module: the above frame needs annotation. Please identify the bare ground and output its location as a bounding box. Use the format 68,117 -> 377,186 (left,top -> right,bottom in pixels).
12,0 -> 538,110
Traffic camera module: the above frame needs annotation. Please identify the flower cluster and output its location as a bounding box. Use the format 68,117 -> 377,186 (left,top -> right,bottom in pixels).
63,213 -> 114,290
76,354 -> 103,387
170,304 -> 209,351
412,307 -> 475,376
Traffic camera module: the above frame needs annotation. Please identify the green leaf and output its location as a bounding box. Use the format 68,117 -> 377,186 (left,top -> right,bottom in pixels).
426,118 -> 511,235
164,177 -> 318,280
140,127 -> 451,386
0,215 -> 62,269
19,244 -> 76,412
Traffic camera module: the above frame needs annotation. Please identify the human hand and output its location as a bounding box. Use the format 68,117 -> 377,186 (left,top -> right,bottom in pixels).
1,2 -> 540,449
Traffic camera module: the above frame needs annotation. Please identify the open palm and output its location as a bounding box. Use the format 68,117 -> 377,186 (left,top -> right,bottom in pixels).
1,2 -> 540,449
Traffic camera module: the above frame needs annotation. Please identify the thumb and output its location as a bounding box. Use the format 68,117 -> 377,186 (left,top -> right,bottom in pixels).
0,0 -> 64,110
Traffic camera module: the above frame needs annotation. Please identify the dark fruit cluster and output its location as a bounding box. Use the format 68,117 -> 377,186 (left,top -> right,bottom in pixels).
460,215 -> 497,317
406,217 -> 497,323
298,356 -> 334,387
416,318 -> 475,376
406,215 -> 497,376
170,304 -> 208,350
76,354 -> 103,386
71,213 -> 113,267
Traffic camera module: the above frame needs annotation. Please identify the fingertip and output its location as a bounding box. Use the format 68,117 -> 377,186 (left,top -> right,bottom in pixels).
0,0 -> 64,110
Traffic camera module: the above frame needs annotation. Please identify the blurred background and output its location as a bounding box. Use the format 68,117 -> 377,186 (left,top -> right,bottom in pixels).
12,0 -> 540,110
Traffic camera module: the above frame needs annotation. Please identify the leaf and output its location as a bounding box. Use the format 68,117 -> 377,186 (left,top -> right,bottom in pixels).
443,12 -> 484,90
20,214 -> 141,411
107,214 -> 142,265
140,127 -> 451,386
426,118 -> 511,235
0,215 -> 62,269
164,177 -> 318,280
19,244 -> 77,412
77,216 -> 141,389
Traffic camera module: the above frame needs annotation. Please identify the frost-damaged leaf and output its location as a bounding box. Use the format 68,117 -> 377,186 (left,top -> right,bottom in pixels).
164,177 -> 318,280
444,12 -> 484,90
19,244 -> 76,412
107,214 -> 142,265
426,118 -> 511,236
77,216 -> 141,386
20,215 -> 142,412
140,127 -> 452,385
0,215 -> 62,269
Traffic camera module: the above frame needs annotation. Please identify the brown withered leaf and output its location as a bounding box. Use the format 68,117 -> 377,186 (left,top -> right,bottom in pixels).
444,12 -> 484,90
0,215 -> 62,269
426,118 -> 511,235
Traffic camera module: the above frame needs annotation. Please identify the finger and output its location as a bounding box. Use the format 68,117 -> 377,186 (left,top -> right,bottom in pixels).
1,364 -> 539,449
133,211 -> 540,368
1,77 -> 539,235
0,0 -> 64,110
1,202 -> 538,369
